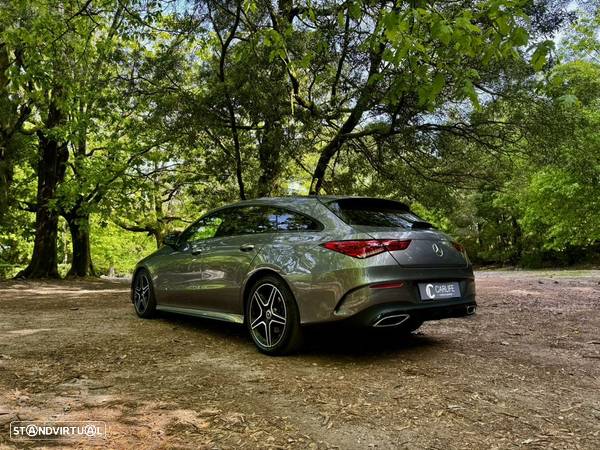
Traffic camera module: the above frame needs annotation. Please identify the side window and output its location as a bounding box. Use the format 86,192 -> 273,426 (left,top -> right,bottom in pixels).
179,214 -> 224,244
215,206 -> 277,237
181,206 -> 320,241
272,208 -> 320,232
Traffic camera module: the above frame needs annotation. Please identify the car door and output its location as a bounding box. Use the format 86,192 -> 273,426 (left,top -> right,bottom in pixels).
195,206 -> 276,315
157,213 -> 224,308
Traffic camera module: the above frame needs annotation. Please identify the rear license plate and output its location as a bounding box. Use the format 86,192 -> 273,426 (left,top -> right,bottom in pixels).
418,282 -> 460,300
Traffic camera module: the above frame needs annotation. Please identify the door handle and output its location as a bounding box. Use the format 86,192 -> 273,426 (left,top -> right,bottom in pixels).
239,244 -> 255,252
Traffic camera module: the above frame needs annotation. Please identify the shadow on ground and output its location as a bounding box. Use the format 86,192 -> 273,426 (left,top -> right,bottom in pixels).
156,310 -> 441,359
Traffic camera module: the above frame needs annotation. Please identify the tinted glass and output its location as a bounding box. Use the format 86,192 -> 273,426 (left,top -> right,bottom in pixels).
215,206 -> 276,237
328,198 -> 432,229
181,205 -> 321,241
179,214 -> 224,244
271,208 -> 320,231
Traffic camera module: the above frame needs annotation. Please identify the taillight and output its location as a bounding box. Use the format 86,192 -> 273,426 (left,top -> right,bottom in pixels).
452,241 -> 465,253
321,239 -> 411,258
385,240 -> 412,252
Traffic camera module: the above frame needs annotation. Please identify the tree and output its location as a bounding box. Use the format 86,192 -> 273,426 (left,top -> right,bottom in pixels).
516,61 -> 600,251
2,0 -> 165,277
108,159 -> 195,248
0,1 -> 96,277
258,0 -> 557,194
152,0 -> 561,199
1,0 -> 590,277
0,41 -> 31,220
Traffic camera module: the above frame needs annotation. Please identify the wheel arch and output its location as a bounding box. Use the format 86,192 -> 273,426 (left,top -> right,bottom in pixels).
242,268 -> 292,321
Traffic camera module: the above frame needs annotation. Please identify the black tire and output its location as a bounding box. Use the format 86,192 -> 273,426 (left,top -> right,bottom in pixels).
132,269 -> 157,318
246,275 -> 303,355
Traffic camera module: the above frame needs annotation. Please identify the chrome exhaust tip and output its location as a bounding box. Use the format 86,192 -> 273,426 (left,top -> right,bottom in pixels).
466,305 -> 476,315
373,314 -> 410,328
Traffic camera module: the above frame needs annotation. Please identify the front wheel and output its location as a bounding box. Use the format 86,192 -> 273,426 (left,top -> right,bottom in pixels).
246,276 -> 303,355
132,269 -> 157,318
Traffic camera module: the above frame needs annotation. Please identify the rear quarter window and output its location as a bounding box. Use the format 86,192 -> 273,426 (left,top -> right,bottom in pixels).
216,206 -> 277,236
271,208 -> 321,232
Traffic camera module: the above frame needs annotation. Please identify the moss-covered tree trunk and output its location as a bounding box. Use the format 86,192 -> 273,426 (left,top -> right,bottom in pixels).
0,43 -> 13,216
0,44 -> 30,219
16,97 -> 68,279
16,131 -> 68,278
65,212 -> 95,278
255,121 -> 283,197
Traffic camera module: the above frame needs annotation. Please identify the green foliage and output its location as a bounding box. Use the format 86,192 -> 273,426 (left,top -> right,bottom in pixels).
0,209 -> 34,278
517,169 -> 600,250
91,219 -> 156,276
424,57 -> 600,267
0,0 -> 597,277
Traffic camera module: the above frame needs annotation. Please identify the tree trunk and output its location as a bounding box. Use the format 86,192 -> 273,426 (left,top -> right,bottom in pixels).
212,2 -> 245,200
153,230 -> 163,249
15,101 -> 68,279
309,43 -> 385,195
0,43 -> 11,215
510,216 -> 523,265
310,135 -> 344,195
255,121 -> 283,197
0,149 -> 13,216
66,212 -> 96,277
16,209 -> 61,278
0,43 -> 26,219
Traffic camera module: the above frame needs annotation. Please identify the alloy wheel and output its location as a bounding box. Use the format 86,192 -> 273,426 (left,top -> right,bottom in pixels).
134,273 -> 150,314
249,283 -> 287,348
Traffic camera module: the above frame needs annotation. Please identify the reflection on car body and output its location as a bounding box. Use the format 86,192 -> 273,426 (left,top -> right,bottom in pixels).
132,196 -> 476,355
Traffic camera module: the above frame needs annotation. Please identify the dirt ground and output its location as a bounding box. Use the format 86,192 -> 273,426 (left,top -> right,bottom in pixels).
0,270 -> 599,449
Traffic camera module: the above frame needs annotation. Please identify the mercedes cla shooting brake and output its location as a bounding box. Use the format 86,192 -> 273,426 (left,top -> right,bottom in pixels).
132,196 -> 476,355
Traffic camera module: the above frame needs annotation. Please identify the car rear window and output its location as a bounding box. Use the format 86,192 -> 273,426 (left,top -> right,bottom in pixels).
326,198 -> 433,229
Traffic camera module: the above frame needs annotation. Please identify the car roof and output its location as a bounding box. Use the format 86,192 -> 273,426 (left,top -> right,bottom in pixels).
215,196 -> 315,209
227,195 -> 401,206
213,195 -> 411,213
200,195 -> 410,228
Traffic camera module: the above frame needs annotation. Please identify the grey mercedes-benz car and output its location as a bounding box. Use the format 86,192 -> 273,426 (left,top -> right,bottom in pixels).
131,196 -> 476,355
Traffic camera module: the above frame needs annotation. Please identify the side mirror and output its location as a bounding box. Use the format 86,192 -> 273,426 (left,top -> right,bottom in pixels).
163,232 -> 181,248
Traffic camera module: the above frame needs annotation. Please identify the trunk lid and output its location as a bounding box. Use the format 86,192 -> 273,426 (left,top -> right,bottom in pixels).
354,226 -> 468,268
321,197 -> 469,268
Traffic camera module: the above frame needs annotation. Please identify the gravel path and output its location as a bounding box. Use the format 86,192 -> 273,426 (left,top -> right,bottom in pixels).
0,270 -> 599,449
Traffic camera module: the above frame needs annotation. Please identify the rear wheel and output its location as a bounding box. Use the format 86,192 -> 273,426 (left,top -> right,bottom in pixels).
246,276 -> 303,355
132,269 -> 157,318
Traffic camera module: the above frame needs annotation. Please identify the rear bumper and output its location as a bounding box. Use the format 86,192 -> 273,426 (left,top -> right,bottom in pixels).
346,300 -> 477,327
328,272 -> 476,323
296,264 -> 475,325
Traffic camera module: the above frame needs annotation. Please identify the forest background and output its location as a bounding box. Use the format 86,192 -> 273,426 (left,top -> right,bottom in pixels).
0,0 -> 598,278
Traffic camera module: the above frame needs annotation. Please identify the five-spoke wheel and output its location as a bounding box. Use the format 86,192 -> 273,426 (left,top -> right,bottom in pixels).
246,276 -> 302,355
132,269 -> 156,318
249,283 -> 287,348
